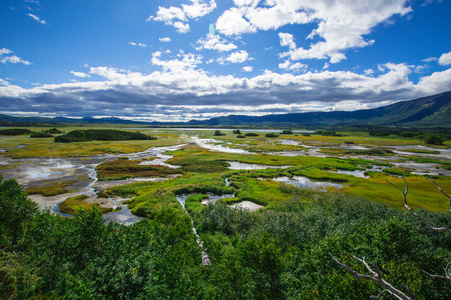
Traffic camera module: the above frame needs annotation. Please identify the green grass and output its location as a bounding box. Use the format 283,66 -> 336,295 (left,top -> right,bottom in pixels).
25,180 -> 76,196
95,158 -> 179,180
3,127 -> 451,217
59,195 -> 112,215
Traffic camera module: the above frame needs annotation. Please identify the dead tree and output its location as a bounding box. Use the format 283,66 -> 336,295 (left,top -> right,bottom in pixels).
329,253 -> 414,300
386,176 -> 451,281
330,175 -> 451,298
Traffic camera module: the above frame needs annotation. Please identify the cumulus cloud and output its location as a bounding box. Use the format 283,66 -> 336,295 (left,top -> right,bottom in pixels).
220,50 -> 250,64
438,51 -> 451,66
218,0 -> 411,63
151,51 -> 203,72
70,71 -> 91,78
159,37 -> 171,42
242,66 -> 253,72
216,7 -> 256,36
278,33 -> 296,50
148,0 -> 216,33
0,48 -> 31,65
1,61 -> 450,122
0,78 -> 9,86
279,60 -> 307,72
27,13 -> 46,24
195,34 -> 237,52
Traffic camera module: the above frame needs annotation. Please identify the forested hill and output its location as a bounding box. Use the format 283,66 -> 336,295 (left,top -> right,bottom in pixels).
187,90 -> 451,127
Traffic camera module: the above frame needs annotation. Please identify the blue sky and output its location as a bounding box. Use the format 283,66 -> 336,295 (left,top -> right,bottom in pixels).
1,0 -> 450,122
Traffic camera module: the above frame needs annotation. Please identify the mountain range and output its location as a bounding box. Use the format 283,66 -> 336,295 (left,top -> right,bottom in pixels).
1,91 -> 450,128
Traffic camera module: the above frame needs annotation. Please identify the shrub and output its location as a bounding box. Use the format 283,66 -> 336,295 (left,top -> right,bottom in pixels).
214,130 -> 226,136
0,129 -> 32,135
30,132 -> 53,138
423,134 -> 446,145
55,129 -> 157,143
265,133 -> 279,138
245,133 -> 259,137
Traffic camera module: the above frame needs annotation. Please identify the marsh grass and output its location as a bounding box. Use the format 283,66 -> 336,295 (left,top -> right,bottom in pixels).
25,180 -> 76,196
95,158 -> 179,180
59,195 -> 112,215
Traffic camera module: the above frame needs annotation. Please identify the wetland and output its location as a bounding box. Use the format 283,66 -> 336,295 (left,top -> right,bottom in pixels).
1,125 -> 451,299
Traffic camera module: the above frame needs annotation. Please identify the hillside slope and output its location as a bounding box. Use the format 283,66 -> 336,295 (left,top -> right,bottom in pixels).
187,91 -> 451,127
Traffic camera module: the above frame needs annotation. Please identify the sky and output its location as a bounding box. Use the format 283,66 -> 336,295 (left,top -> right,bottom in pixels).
0,0 -> 451,122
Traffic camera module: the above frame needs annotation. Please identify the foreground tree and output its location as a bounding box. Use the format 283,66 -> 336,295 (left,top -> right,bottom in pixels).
331,176 -> 451,299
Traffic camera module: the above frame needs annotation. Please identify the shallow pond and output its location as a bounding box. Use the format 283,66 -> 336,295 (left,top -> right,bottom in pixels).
227,161 -> 292,170
190,136 -> 253,154
270,176 -> 345,191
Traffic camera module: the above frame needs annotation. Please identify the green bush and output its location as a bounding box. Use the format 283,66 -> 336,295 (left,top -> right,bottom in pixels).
55,129 -> 157,143
30,132 -> 53,138
423,134 -> 446,145
0,129 -> 32,135
245,133 -> 259,137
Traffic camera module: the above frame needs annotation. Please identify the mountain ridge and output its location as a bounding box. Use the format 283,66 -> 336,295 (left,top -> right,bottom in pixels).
1,91 -> 450,128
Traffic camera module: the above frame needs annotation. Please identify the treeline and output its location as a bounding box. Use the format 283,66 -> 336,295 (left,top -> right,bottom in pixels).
1,175 -> 451,299
0,128 -> 63,138
0,128 -> 32,135
369,130 -> 448,145
54,130 -> 157,142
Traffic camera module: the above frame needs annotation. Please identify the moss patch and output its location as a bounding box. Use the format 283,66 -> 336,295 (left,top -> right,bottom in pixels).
96,158 -> 179,180
25,180 -> 76,196
59,195 -> 112,215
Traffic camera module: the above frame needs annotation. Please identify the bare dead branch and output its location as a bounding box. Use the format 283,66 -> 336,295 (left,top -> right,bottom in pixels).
386,177 -> 451,235
387,175 -> 451,282
429,178 -> 451,214
370,290 -> 391,299
329,253 -> 413,300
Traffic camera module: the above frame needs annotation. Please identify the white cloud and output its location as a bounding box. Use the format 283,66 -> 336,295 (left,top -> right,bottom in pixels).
148,0 -> 216,33
423,57 -> 437,62
220,0 -> 411,63
242,66 -> 253,72
0,48 -> 13,56
2,59 -> 451,122
1,54 -> 31,65
151,51 -> 203,72
0,78 -> 9,86
223,50 -> 250,63
129,42 -> 148,47
159,37 -> 171,42
278,33 -> 296,50
182,0 -> 217,19
216,8 -> 256,36
173,21 -> 190,33
279,60 -> 307,72
438,51 -> 451,66
27,13 -> 46,24
70,71 -> 91,78
195,34 -> 237,52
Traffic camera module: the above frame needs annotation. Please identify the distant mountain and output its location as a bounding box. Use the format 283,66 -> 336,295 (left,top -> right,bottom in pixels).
1,91 -> 450,128
184,90 -> 451,128
0,115 -> 152,126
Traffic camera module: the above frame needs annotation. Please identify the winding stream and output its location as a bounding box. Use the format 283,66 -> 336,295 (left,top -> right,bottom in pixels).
0,145 -> 187,225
